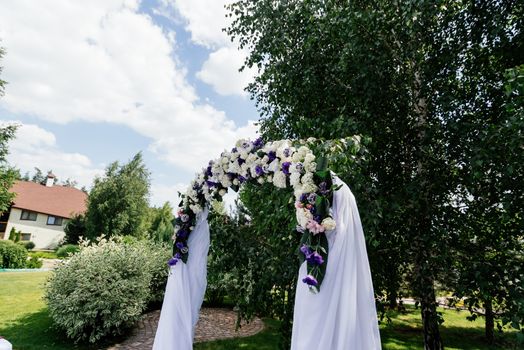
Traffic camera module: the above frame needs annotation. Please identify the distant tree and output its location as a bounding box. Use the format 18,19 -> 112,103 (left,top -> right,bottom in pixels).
31,167 -> 46,184
85,153 -> 150,239
61,178 -> 78,188
0,47 -> 18,213
147,202 -> 174,243
63,213 -> 87,244
0,46 -> 6,97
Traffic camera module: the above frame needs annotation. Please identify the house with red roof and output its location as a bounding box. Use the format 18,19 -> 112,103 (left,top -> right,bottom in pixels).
0,173 -> 87,249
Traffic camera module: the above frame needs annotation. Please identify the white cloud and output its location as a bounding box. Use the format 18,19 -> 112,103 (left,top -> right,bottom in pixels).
3,121 -> 104,188
157,0 -> 255,98
0,0 -> 257,174
196,47 -> 256,97
150,182 -> 186,209
156,0 -> 232,48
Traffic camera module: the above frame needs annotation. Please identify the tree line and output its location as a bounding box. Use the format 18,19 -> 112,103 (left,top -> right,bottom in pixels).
225,0 -> 523,349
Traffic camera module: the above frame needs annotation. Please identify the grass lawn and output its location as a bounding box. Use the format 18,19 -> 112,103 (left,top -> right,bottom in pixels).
0,271 -> 520,349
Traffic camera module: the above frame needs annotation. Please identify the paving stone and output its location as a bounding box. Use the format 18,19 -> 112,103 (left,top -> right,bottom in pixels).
106,308 -> 264,350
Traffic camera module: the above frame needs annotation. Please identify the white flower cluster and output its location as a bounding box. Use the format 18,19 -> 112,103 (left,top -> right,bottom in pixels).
178,138 -> 319,226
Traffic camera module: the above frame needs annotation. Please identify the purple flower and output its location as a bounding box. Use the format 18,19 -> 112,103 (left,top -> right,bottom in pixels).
268,151 -> 276,162
306,251 -> 324,265
300,244 -> 311,256
231,147 -> 238,153
255,165 -> 264,176
177,229 -> 189,239
242,141 -> 251,149
176,242 -> 185,250
167,257 -> 178,266
206,180 -> 218,188
281,162 -> 291,175
295,163 -> 304,173
252,137 -> 264,149
319,181 -> 329,195
205,165 -> 213,177
238,157 -> 246,165
307,193 -> 317,205
175,252 -> 182,259
238,175 -> 247,183
283,148 -> 291,157
300,193 -> 309,202
302,274 -> 318,286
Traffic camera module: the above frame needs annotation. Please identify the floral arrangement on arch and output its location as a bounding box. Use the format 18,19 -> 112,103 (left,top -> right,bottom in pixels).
170,137 -> 351,292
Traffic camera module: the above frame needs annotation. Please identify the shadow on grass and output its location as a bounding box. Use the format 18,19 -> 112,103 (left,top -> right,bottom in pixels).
0,308 -> 134,350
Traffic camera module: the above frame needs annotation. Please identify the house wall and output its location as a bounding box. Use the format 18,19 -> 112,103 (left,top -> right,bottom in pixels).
4,208 -> 67,249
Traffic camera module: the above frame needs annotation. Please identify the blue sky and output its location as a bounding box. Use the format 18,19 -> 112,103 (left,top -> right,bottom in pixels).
0,0 -> 259,207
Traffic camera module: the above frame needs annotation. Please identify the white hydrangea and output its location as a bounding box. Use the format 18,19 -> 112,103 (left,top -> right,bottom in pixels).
305,161 -> 317,173
290,172 -> 301,186
273,171 -> 287,188
304,153 -> 316,165
292,152 -> 302,163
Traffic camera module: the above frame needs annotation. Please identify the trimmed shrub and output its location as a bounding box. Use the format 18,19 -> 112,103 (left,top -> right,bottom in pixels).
25,256 -> 43,269
45,238 -> 170,343
8,227 -> 20,242
19,241 -> 35,250
0,240 -> 27,268
56,244 -> 79,258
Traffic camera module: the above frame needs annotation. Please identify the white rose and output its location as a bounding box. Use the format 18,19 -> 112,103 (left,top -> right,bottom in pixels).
257,177 -> 265,184
296,208 -> 313,228
268,159 -> 280,173
321,217 -> 336,231
219,189 -> 227,197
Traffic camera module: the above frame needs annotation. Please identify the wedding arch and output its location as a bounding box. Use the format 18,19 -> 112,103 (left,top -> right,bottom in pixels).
153,137 -> 381,350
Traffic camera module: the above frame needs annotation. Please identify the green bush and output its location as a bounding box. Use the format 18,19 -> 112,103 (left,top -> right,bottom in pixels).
56,244 -> 79,258
8,227 -> 20,242
45,238 -> 170,343
0,240 -> 28,268
141,240 -> 171,306
29,251 -> 58,259
25,256 -> 43,269
19,241 -> 35,250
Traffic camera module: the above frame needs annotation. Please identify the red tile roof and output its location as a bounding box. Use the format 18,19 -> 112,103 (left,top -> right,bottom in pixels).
10,181 -> 87,218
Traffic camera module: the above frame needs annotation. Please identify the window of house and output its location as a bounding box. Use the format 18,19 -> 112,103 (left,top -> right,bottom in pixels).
21,233 -> 31,241
47,215 -> 63,226
20,210 -> 37,221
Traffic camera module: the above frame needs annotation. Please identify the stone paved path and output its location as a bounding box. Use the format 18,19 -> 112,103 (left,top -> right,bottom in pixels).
107,308 -> 264,349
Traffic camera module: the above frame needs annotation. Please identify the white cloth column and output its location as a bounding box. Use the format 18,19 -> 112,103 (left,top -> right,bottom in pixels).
153,208 -> 210,350
291,177 -> 382,349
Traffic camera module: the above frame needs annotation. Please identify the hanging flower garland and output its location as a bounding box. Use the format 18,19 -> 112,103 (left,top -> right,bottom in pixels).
170,137 -> 352,292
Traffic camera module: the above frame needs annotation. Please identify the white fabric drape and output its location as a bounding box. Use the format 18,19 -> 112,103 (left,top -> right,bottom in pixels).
291,177 -> 382,349
153,208 -> 210,350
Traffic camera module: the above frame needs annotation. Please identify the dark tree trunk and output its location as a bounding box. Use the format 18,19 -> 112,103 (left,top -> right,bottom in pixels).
388,289 -> 398,308
420,284 -> 444,350
484,298 -> 495,344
